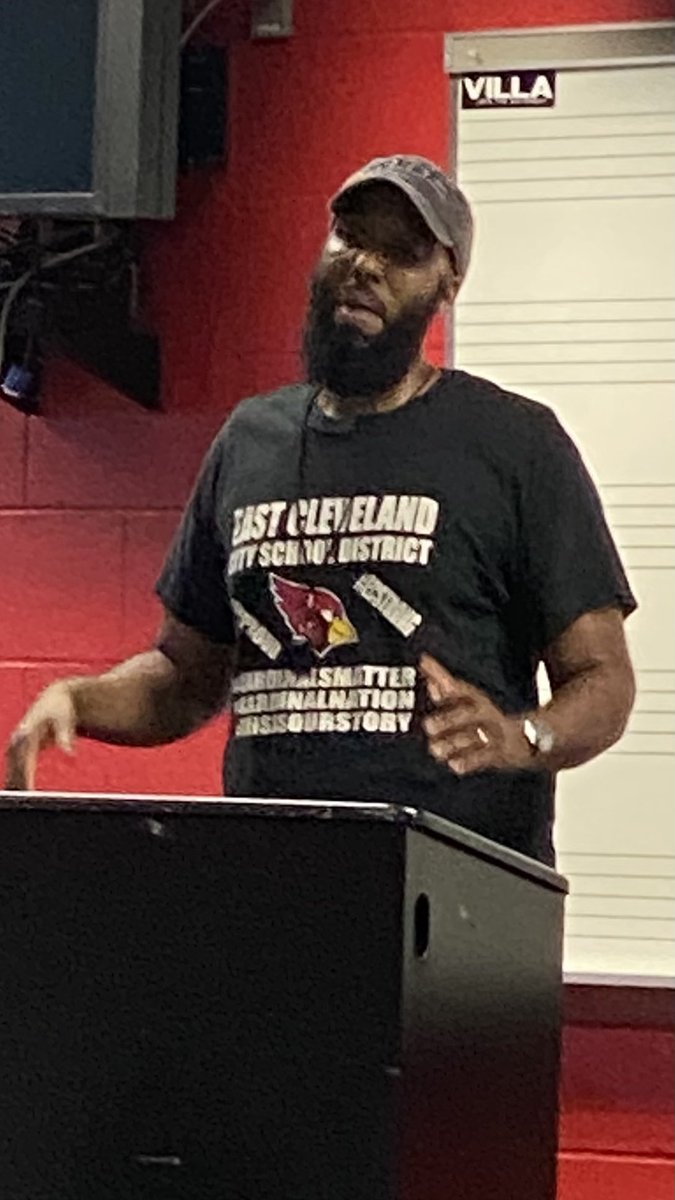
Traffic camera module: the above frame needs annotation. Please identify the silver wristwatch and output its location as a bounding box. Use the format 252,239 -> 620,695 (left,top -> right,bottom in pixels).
522,714 -> 555,758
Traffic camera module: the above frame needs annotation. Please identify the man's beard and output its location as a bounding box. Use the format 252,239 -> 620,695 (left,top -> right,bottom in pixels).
302,273 -> 443,403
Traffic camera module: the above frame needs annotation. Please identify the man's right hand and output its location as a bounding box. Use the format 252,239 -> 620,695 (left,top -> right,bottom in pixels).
5,681 -> 77,791
3,613 -> 234,793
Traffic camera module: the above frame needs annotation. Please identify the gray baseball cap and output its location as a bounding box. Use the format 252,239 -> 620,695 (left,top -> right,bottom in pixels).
332,154 -> 474,278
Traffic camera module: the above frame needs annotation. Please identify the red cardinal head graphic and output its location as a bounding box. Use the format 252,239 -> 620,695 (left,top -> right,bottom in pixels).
270,575 -> 358,658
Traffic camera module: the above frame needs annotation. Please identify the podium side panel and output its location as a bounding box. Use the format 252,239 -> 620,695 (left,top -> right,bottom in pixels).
398,828 -> 565,1200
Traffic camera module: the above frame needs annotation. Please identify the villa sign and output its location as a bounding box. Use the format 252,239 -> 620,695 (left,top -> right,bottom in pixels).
461,70 -> 557,109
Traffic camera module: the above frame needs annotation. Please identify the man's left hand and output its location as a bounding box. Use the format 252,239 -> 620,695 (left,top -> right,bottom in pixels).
419,654 -> 534,776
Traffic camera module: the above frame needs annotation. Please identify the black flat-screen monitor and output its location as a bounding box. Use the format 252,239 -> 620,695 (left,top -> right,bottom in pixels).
0,0 -> 181,218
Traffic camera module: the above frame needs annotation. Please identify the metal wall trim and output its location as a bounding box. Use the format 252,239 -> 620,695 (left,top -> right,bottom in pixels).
445,20 -> 675,75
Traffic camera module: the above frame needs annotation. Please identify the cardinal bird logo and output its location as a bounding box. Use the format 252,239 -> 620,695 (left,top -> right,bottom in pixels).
270,575 -> 359,659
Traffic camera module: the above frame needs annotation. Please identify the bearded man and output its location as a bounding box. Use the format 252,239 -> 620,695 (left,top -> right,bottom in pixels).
6,155 -> 636,866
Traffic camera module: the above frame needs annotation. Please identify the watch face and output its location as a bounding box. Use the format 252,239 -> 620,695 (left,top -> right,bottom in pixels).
538,724 -> 555,754
523,717 -> 554,755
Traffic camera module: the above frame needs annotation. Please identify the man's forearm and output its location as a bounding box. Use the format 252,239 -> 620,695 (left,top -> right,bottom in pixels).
68,651 -> 214,747
531,663 -> 636,773
419,612 -> 635,778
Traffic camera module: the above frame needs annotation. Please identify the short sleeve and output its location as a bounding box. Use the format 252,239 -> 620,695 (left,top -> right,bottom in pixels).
155,434 -> 235,644
518,409 -> 637,656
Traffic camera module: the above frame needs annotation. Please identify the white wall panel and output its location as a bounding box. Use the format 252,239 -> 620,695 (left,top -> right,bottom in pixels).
455,58 -> 675,980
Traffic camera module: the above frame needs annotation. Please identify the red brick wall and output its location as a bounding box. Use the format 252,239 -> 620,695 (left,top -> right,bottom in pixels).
560,1023 -> 674,1198
1,2 -> 672,1194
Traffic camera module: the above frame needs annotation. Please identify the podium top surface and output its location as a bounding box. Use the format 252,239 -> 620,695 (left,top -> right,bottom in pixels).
0,791 -> 567,892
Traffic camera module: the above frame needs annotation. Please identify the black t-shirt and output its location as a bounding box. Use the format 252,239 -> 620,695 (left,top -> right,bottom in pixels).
156,370 -> 636,865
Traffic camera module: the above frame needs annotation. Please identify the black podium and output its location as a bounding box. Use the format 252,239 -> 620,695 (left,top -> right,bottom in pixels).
0,794 -> 566,1200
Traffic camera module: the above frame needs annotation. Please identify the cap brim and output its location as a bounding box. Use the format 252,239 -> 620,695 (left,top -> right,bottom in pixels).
333,171 -> 454,253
